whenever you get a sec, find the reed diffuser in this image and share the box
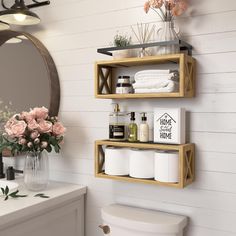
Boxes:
[131,23,155,57]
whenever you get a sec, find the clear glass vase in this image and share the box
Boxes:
[157,20,179,55]
[24,150,49,191]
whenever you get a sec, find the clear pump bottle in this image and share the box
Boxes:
[139,112,149,142]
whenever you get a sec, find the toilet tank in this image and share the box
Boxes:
[101,204,187,236]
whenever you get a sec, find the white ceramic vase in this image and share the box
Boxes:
[113,49,130,59]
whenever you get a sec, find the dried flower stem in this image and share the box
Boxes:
[152,7,165,21]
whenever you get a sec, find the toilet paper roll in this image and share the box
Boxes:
[105,147,130,176]
[129,149,154,179]
[154,151,179,183]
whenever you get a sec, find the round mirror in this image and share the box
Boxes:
[0,30,60,117]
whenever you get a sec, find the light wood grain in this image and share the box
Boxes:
[95,54,196,98]
[95,140,195,188]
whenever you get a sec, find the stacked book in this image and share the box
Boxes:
[133,69,179,93]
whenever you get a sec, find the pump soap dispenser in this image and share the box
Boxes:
[128,112,138,142]
[139,112,149,142]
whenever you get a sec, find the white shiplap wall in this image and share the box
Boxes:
[24,0,236,235]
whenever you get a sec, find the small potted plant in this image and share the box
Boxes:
[112,33,132,59]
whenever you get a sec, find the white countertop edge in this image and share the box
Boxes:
[0,178,86,229]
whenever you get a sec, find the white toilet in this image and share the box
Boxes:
[100,204,187,236]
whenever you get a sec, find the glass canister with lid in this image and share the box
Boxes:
[109,104,126,141]
[115,75,133,94]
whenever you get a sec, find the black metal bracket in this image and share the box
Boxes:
[97,40,193,56]
[27,0,50,9]
[1,0,50,10]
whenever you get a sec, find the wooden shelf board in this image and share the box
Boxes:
[96,140,192,151]
[96,54,184,67]
[95,92,183,99]
[96,172,181,188]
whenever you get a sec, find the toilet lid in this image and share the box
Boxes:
[101,204,187,234]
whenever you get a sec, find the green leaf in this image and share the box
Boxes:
[54,144,60,153]
[58,136,63,142]
[9,190,19,197]
[5,186,9,195]
[49,136,57,146]
[46,144,52,153]
[1,187,5,194]
[40,195,50,198]
[34,193,44,197]
[2,187,27,201]
[13,194,28,198]
[34,193,50,198]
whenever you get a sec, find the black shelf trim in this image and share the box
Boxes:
[97,40,193,56]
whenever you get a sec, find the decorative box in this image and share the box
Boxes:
[154,108,186,144]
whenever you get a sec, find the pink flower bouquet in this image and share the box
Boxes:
[0,107,66,155]
[144,0,188,21]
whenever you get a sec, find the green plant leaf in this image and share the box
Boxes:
[49,136,57,146]
[5,186,9,195]
[40,195,50,198]
[34,193,50,198]
[9,190,19,197]
[34,193,44,197]
[54,144,60,153]
[58,136,63,142]
[2,186,28,201]
[46,144,52,153]
[1,187,5,194]
[12,194,28,198]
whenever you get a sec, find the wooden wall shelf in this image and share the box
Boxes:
[95,140,195,189]
[95,54,196,99]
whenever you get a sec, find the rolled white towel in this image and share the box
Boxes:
[134,81,178,93]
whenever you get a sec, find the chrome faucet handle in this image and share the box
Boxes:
[99,225,110,234]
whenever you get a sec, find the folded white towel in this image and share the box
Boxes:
[134,73,175,82]
[134,81,178,93]
[133,80,171,89]
[134,73,172,78]
[135,70,171,77]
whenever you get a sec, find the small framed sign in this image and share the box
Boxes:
[154,108,186,144]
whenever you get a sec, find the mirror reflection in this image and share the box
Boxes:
[0,36,50,113]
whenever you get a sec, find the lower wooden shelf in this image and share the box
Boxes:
[95,140,195,189]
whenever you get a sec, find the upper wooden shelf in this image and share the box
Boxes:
[95,53,196,99]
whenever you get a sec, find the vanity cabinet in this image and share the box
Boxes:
[0,180,86,236]
[94,53,196,188]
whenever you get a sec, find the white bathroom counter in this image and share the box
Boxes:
[0,177,86,232]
